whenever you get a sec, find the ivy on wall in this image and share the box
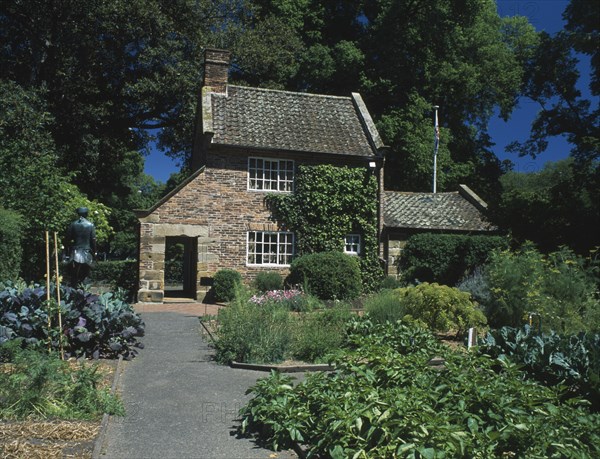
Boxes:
[265,164,383,291]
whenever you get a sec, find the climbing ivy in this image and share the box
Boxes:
[265,164,383,292]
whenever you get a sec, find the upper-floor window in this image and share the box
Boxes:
[344,234,361,255]
[248,157,294,192]
[247,231,294,266]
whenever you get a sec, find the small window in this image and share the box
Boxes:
[247,231,294,266]
[344,234,361,255]
[248,157,294,192]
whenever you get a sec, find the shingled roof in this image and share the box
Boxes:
[384,185,496,232]
[204,85,382,157]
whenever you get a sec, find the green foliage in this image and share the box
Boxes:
[90,260,138,301]
[266,164,383,293]
[489,159,600,254]
[253,271,283,292]
[213,288,347,364]
[380,275,403,290]
[288,251,362,301]
[396,283,487,337]
[0,284,145,359]
[213,269,242,302]
[400,233,508,285]
[240,318,600,457]
[479,325,600,410]
[363,289,406,324]
[290,305,351,363]
[0,344,123,420]
[0,208,24,281]
[483,244,600,332]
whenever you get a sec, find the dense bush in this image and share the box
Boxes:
[363,289,406,324]
[396,282,487,336]
[0,341,123,420]
[213,288,347,364]
[478,325,600,410]
[213,269,242,302]
[0,283,144,359]
[380,275,403,290]
[253,271,283,292]
[240,318,600,457]
[481,245,599,331]
[288,251,362,300]
[90,260,138,300]
[0,207,24,281]
[400,233,508,285]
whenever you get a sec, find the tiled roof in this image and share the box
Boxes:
[384,190,496,232]
[208,86,378,157]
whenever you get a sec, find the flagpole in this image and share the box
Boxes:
[433,105,439,194]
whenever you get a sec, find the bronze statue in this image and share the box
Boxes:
[65,207,97,287]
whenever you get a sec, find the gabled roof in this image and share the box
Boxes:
[203,85,384,158]
[384,185,496,232]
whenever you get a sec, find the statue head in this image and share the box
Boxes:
[76,207,89,218]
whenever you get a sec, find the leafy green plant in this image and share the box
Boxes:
[478,325,600,409]
[253,271,284,292]
[396,282,487,337]
[0,283,145,359]
[240,318,600,457]
[380,275,403,290]
[288,251,362,300]
[0,344,123,420]
[363,289,406,324]
[212,269,242,302]
[483,244,599,332]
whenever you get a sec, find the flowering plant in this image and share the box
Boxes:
[249,289,304,310]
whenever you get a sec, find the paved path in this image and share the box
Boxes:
[99,303,297,459]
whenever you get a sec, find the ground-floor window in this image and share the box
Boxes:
[344,234,361,255]
[247,231,294,266]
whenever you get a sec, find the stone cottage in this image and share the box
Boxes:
[136,49,386,302]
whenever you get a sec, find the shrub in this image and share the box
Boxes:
[291,305,351,362]
[213,269,242,302]
[483,244,599,332]
[254,271,283,292]
[380,275,403,290]
[0,207,24,281]
[397,282,487,336]
[0,283,145,359]
[400,233,508,285]
[90,260,137,301]
[364,289,406,324]
[214,288,290,364]
[478,326,600,410]
[288,251,362,300]
[0,344,123,420]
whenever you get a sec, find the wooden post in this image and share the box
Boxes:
[45,231,52,352]
[54,232,64,359]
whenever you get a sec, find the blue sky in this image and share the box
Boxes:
[144,0,594,182]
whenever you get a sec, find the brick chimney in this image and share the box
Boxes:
[203,48,231,93]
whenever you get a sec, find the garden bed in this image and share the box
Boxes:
[0,358,120,459]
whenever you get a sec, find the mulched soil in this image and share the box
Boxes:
[0,359,118,459]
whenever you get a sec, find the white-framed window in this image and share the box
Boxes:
[247,231,294,266]
[248,157,294,191]
[344,234,361,255]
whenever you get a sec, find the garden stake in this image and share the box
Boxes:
[54,232,64,359]
[45,231,52,352]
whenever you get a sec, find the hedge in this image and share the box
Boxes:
[90,260,137,301]
[400,233,508,285]
[0,208,24,281]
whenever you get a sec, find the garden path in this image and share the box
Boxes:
[98,302,297,459]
